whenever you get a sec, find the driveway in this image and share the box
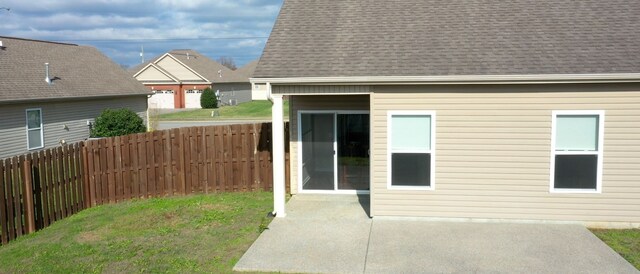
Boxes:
[234,195,637,274]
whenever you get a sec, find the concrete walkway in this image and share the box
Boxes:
[234,195,638,274]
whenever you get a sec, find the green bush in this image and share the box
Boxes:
[200,87,217,109]
[91,108,146,137]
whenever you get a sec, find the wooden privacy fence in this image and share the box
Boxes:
[84,123,290,205]
[0,143,85,245]
[0,122,289,246]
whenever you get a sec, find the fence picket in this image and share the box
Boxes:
[21,156,35,234]
[57,149,67,216]
[164,130,173,196]
[145,132,156,198]
[154,131,165,197]
[32,152,44,229]
[4,158,15,241]
[12,156,24,237]
[0,159,8,244]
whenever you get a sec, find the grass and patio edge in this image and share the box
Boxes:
[590,228,640,270]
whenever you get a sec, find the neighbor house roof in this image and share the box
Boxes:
[130,49,253,84]
[254,0,640,78]
[0,36,150,103]
[227,60,258,83]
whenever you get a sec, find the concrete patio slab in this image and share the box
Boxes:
[234,195,638,274]
[234,195,372,274]
[365,221,637,274]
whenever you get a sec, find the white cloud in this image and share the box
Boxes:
[0,0,282,66]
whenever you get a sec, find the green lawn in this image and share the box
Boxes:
[159,100,289,120]
[591,229,640,270]
[0,192,273,273]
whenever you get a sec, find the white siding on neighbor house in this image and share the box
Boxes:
[252,83,268,100]
[135,66,175,82]
[148,91,175,109]
[156,56,205,81]
[288,94,370,194]
[370,84,640,226]
[0,96,147,159]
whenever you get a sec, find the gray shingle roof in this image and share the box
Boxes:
[254,0,640,78]
[130,50,255,84]
[0,36,150,103]
[234,60,259,81]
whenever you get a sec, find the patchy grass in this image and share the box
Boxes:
[0,192,273,273]
[160,101,289,120]
[591,229,640,270]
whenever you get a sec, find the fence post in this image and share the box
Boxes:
[178,128,187,195]
[21,159,36,234]
[81,142,91,208]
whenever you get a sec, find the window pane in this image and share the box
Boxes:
[391,153,430,187]
[556,115,598,151]
[27,110,41,129]
[554,155,597,189]
[391,115,431,150]
[28,129,42,149]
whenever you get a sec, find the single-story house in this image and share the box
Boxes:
[253,0,640,228]
[0,36,149,159]
[131,50,260,108]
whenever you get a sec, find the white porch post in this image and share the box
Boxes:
[270,84,286,217]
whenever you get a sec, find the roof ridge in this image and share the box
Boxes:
[0,36,78,46]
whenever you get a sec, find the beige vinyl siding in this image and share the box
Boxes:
[0,96,147,159]
[370,84,640,225]
[135,66,175,82]
[288,94,370,194]
[156,56,205,81]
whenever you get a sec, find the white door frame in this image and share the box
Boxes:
[297,110,370,194]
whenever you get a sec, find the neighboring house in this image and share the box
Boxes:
[131,50,259,108]
[254,0,640,227]
[213,60,260,105]
[0,36,149,159]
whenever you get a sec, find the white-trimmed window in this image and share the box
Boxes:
[387,111,435,189]
[26,108,44,150]
[550,111,604,193]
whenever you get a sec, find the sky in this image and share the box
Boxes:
[0,0,283,68]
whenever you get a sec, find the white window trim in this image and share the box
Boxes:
[25,108,44,150]
[550,110,604,193]
[387,110,436,190]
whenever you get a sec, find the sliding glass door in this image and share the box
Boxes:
[300,113,335,190]
[337,114,370,190]
[300,112,370,192]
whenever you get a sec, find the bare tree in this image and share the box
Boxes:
[217,56,237,70]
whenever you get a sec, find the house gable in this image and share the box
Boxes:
[134,63,179,83]
[155,54,209,83]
